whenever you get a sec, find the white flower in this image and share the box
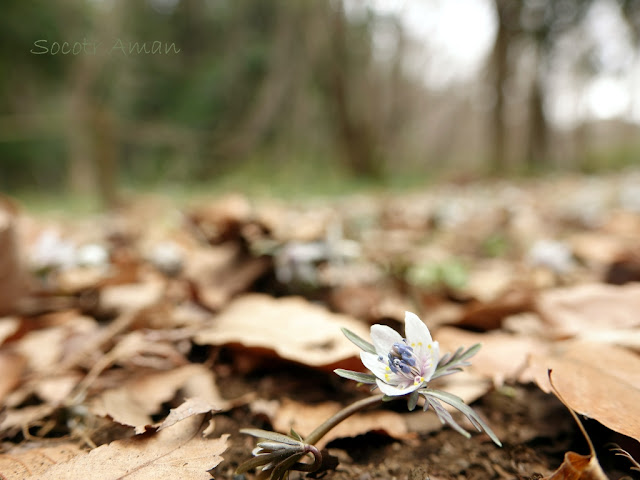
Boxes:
[360,312,439,396]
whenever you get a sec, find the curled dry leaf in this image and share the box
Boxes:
[543,451,609,480]
[183,244,270,311]
[156,397,219,431]
[195,294,371,371]
[24,414,228,480]
[90,364,224,433]
[186,193,252,244]
[529,341,640,443]
[456,287,534,331]
[542,372,608,480]
[272,398,412,449]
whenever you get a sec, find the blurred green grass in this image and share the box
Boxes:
[8,154,433,216]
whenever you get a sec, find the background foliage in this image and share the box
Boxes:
[3,0,640,205]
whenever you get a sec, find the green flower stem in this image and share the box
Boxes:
[304,393,391,445]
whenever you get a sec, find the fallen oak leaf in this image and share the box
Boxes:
[0,443,84,478]
[25,414,228,480]
[542,370,608,480]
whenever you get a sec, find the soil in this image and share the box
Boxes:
[208,355,640,480]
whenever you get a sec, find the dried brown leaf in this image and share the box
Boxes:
[0,206,24,315]
[90,364,223,432]
[156,397,218,431]
[570,232,627,265]
[99,277,166,313]
[184,245,270,311]
[543,451,609,480]
[456,288,534,331]
[0,317,19,345]
[463,260,520,304]
[0,351,26,405]
[536,283,640,339]
[272,398,412,449]
[25,414,228,480]
[187,194,252,243]
[13,312,99,374]
[0,443,84,478]
[195,294,371,370]
[542,372,608,480]
[529,341,640,442]
[436,326,546,387]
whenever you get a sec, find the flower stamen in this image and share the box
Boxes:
[382,340,429,389]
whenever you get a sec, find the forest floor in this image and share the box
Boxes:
[1,169,640,479]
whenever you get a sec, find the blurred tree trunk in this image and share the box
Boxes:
[66,0,122,208]
[218,3,298,161]
[526,65,549,171]
[328,1,381,178]
[489,0,512,175]
[67,57,97,196]
[93,105,119,208]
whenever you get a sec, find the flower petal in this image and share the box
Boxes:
[404,311,433,346]
[360,351,389,379]
[421,341,439,382]
[376,379,422,396]
[361,351,407,386]
[370,324,403,357]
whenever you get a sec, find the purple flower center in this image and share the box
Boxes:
[387,340,420,376]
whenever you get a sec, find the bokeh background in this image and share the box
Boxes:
[3,0,640,207]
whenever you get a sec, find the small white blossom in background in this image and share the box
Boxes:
[527,239,574,275]
[619,180,640,213]
[29,230,110,277]
[76,243,109,268]
[29,229,77,272]
[274,222,360,286]
[147,241,184,276]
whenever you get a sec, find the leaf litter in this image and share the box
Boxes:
[1,172,640,478]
